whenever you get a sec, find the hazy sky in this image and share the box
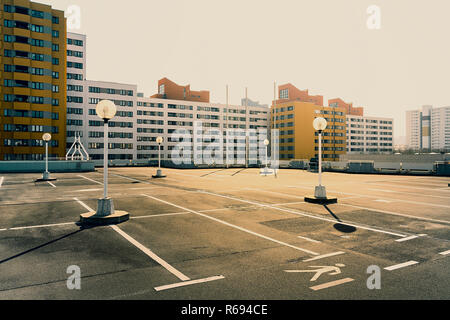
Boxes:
[41,0,450,139]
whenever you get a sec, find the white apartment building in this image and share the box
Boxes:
[406,105,450,151]
[65,33,270,163]
[346,115,394,154]
[135,97,270,164]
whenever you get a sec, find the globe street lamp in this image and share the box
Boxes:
[305,117,337,204]
[152,136,166,178]
[37,133,56,182]
[260,139,272,176]
[80,100,129,225]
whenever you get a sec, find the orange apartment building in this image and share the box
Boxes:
[151,77,210,103]
[272,84,347,161]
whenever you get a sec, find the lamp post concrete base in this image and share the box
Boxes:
[304,186,337,205]
[260,167,274,176]
[80,198,129,226]
[152,169,166,179]
[35,172,57,182]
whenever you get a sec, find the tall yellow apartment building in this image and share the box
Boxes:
[272,84,347,161]
[0,0,66,160]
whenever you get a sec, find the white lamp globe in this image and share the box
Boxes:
[313,117,328,131]
[264,139,270,146]
[42,133,52,142]
[96,100,117,120]
[156,136,163,144]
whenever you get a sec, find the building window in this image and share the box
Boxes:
[159,84,165,95]
[280,89,289,100]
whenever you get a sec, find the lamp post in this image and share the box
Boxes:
[80,100,130,225]
[260,139,271,176]
[37,133,57,182]
[305,117,337,204]
[153,136,166,178]
[43,133,51,180]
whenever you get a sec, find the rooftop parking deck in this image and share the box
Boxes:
[0,168,449,299]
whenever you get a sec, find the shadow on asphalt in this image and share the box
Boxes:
[323,205,357,234]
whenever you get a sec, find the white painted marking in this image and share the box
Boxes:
[73,197,94,212]
[290,185,450,209]
[297,235,321,243]
[0,177,4,187]
[384,261,419,271]
[154,275,225,292]
[310,278,354,291]
[77,175,103,185]
[368,188,450,200]
[337,203,450,225]
[303,251,346,262]
[111,174,151,184]
[374,199,392,203]
[395,235,420,242]
[142,194,320,256]
[75,188,102,192]
[131,212,190,220]
[200,191,408,238]
[439,250,450,256]
[110,224,190,281]
[47,181,56,188]
[6,222,76,231]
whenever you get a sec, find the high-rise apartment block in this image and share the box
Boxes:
[272,84,347,161]
[406,105,450,151]
[346,114,394,154]
[0,0,67,160]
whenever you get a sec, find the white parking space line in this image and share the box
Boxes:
[110,224,191,281]
[439,250,450,256]
[291,185,450,209]
[310,278,354,291]
[395,235,425,242]
[73,197,94,212]
[374,199,392,203]
[384,261,419,271]
[73,197,193,282]
[154,275,225,292]
[74,188,103,192]
[368,188,450,200]
[0,177,4,187]
[2,222,76,231]
[142,194,320,256]
[131,212,190,220]
[47,181,56,188]
[200,191,408,238]
[77,175,103,185]
[336,203,450,225]
[297,235,321,243]
[303,251,346,262]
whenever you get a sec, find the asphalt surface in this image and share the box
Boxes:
[0,168,449,300]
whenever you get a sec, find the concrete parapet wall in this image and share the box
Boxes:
[0,161,95,173]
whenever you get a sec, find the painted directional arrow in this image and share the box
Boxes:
[285,264,346,282]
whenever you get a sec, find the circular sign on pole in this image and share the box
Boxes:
[96,100,117,120]
[42,133,52,141]
[313,117,328,131]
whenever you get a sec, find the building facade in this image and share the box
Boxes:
[272,84,347,161]
[329,98,364,116]
[406,105,450,151]
[0,0,67,160]
[346,115,394,154]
